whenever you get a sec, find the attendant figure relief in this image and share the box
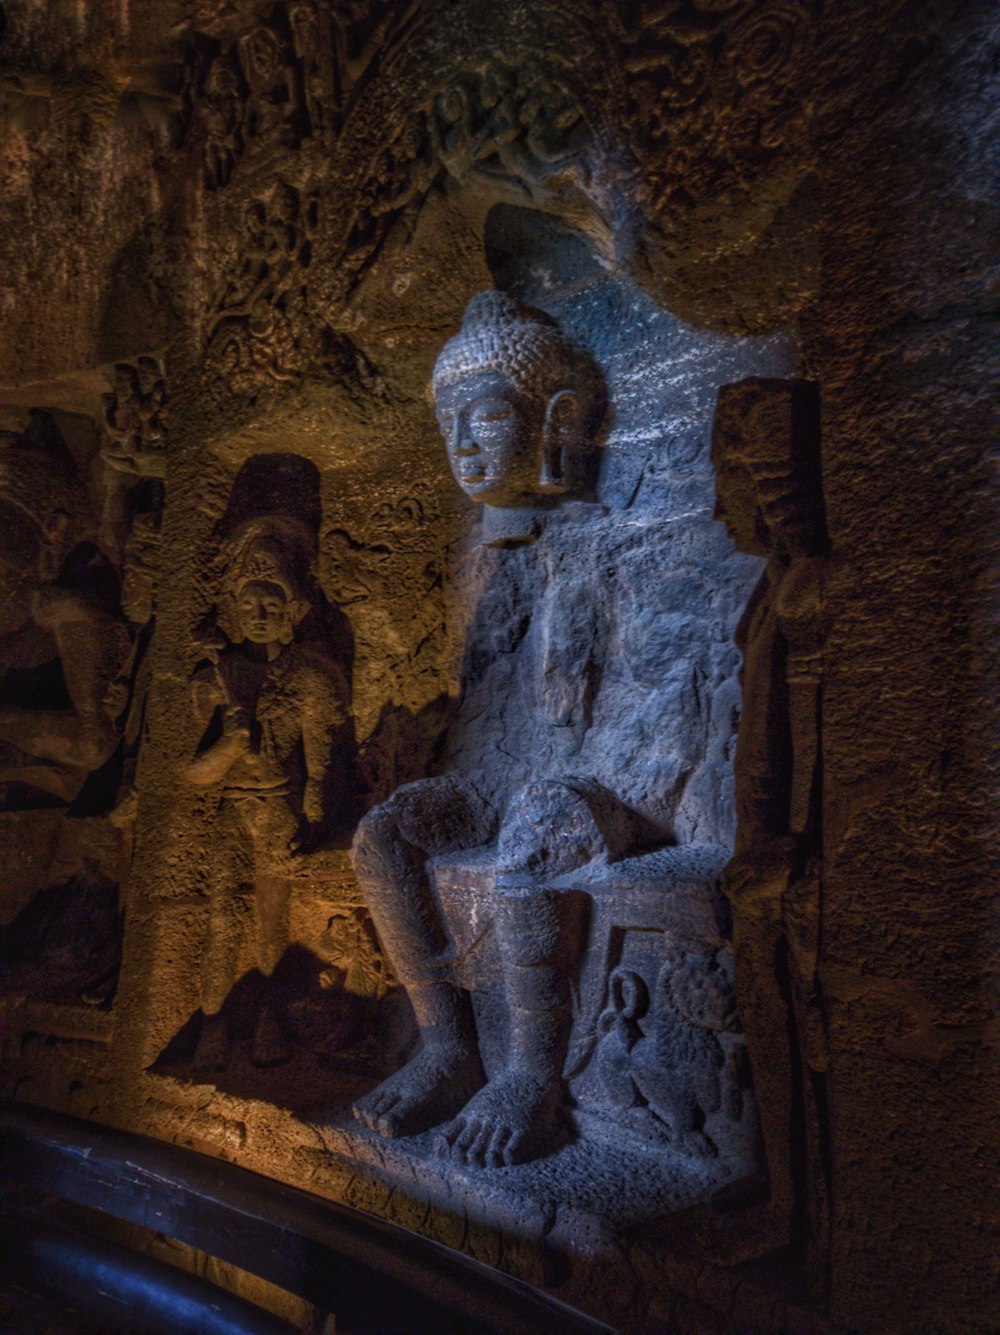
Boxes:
[709,376,830,1258]
[187,516,350,1071]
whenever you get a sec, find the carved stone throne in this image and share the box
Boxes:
[432,842,753,1162]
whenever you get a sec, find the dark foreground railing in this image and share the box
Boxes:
[0,1102,614,1335]
[2,1214,301,1335]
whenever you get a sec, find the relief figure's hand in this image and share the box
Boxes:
[185,710,251,787]
[221,706,252,744]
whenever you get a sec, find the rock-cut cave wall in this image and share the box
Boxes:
[0,1,997,1332]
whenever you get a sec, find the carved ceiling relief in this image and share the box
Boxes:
[178,0,820,418]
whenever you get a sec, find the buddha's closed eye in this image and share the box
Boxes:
[472,401,512,422]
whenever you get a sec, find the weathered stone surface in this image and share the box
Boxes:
[0,0,996,1331]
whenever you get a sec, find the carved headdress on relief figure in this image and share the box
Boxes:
[215,514,315,645]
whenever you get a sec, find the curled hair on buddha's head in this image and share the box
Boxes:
[432,289,599,424]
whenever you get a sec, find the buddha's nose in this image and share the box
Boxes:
[451,414,478,457]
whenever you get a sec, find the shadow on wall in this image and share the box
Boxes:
[152,941,416,1115]
[0,861,122,1008]
[357,692,456,809]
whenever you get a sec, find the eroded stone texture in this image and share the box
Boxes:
[0,1,996,1332]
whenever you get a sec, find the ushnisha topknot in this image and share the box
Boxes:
[432,289,583,404]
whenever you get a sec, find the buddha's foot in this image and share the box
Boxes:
[437,1068,563,1169]
[193,1012,228,1073]
[353,1044,485,1139]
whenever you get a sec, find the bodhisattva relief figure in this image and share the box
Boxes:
[352,291,622,1167]
[711,378,829,1255]
[187,517,350,1070]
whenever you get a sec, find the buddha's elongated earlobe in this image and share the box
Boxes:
[539,390,577,493]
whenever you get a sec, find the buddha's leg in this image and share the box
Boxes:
[440,777,612,1167]
[351,776,496,1137]
[440,884,575,1168]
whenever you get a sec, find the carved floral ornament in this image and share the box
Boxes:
[187,0,817,403]
[179,0,815,205]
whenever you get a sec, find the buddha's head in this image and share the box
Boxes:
[432,290,600,509]
[712,378,827,559]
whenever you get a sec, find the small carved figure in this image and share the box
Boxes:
[99,357,168,564]
[198,54,244,190]
[290,1,333,141]
[218,183,304,320]
[428,82,476,184]
[187,517,350,1071]
[493,79,590,186]
[238,19,303,145]
[711,376,829,1255]
[592,950,740,1152]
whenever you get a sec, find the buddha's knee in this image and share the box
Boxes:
[498,777,630,877]
[352,799,403,876]
[352,779,449,882]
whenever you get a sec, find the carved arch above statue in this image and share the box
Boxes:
[187,0,820,406]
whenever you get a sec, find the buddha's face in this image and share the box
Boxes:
[435,372,546,508]
[237,578,292,646]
